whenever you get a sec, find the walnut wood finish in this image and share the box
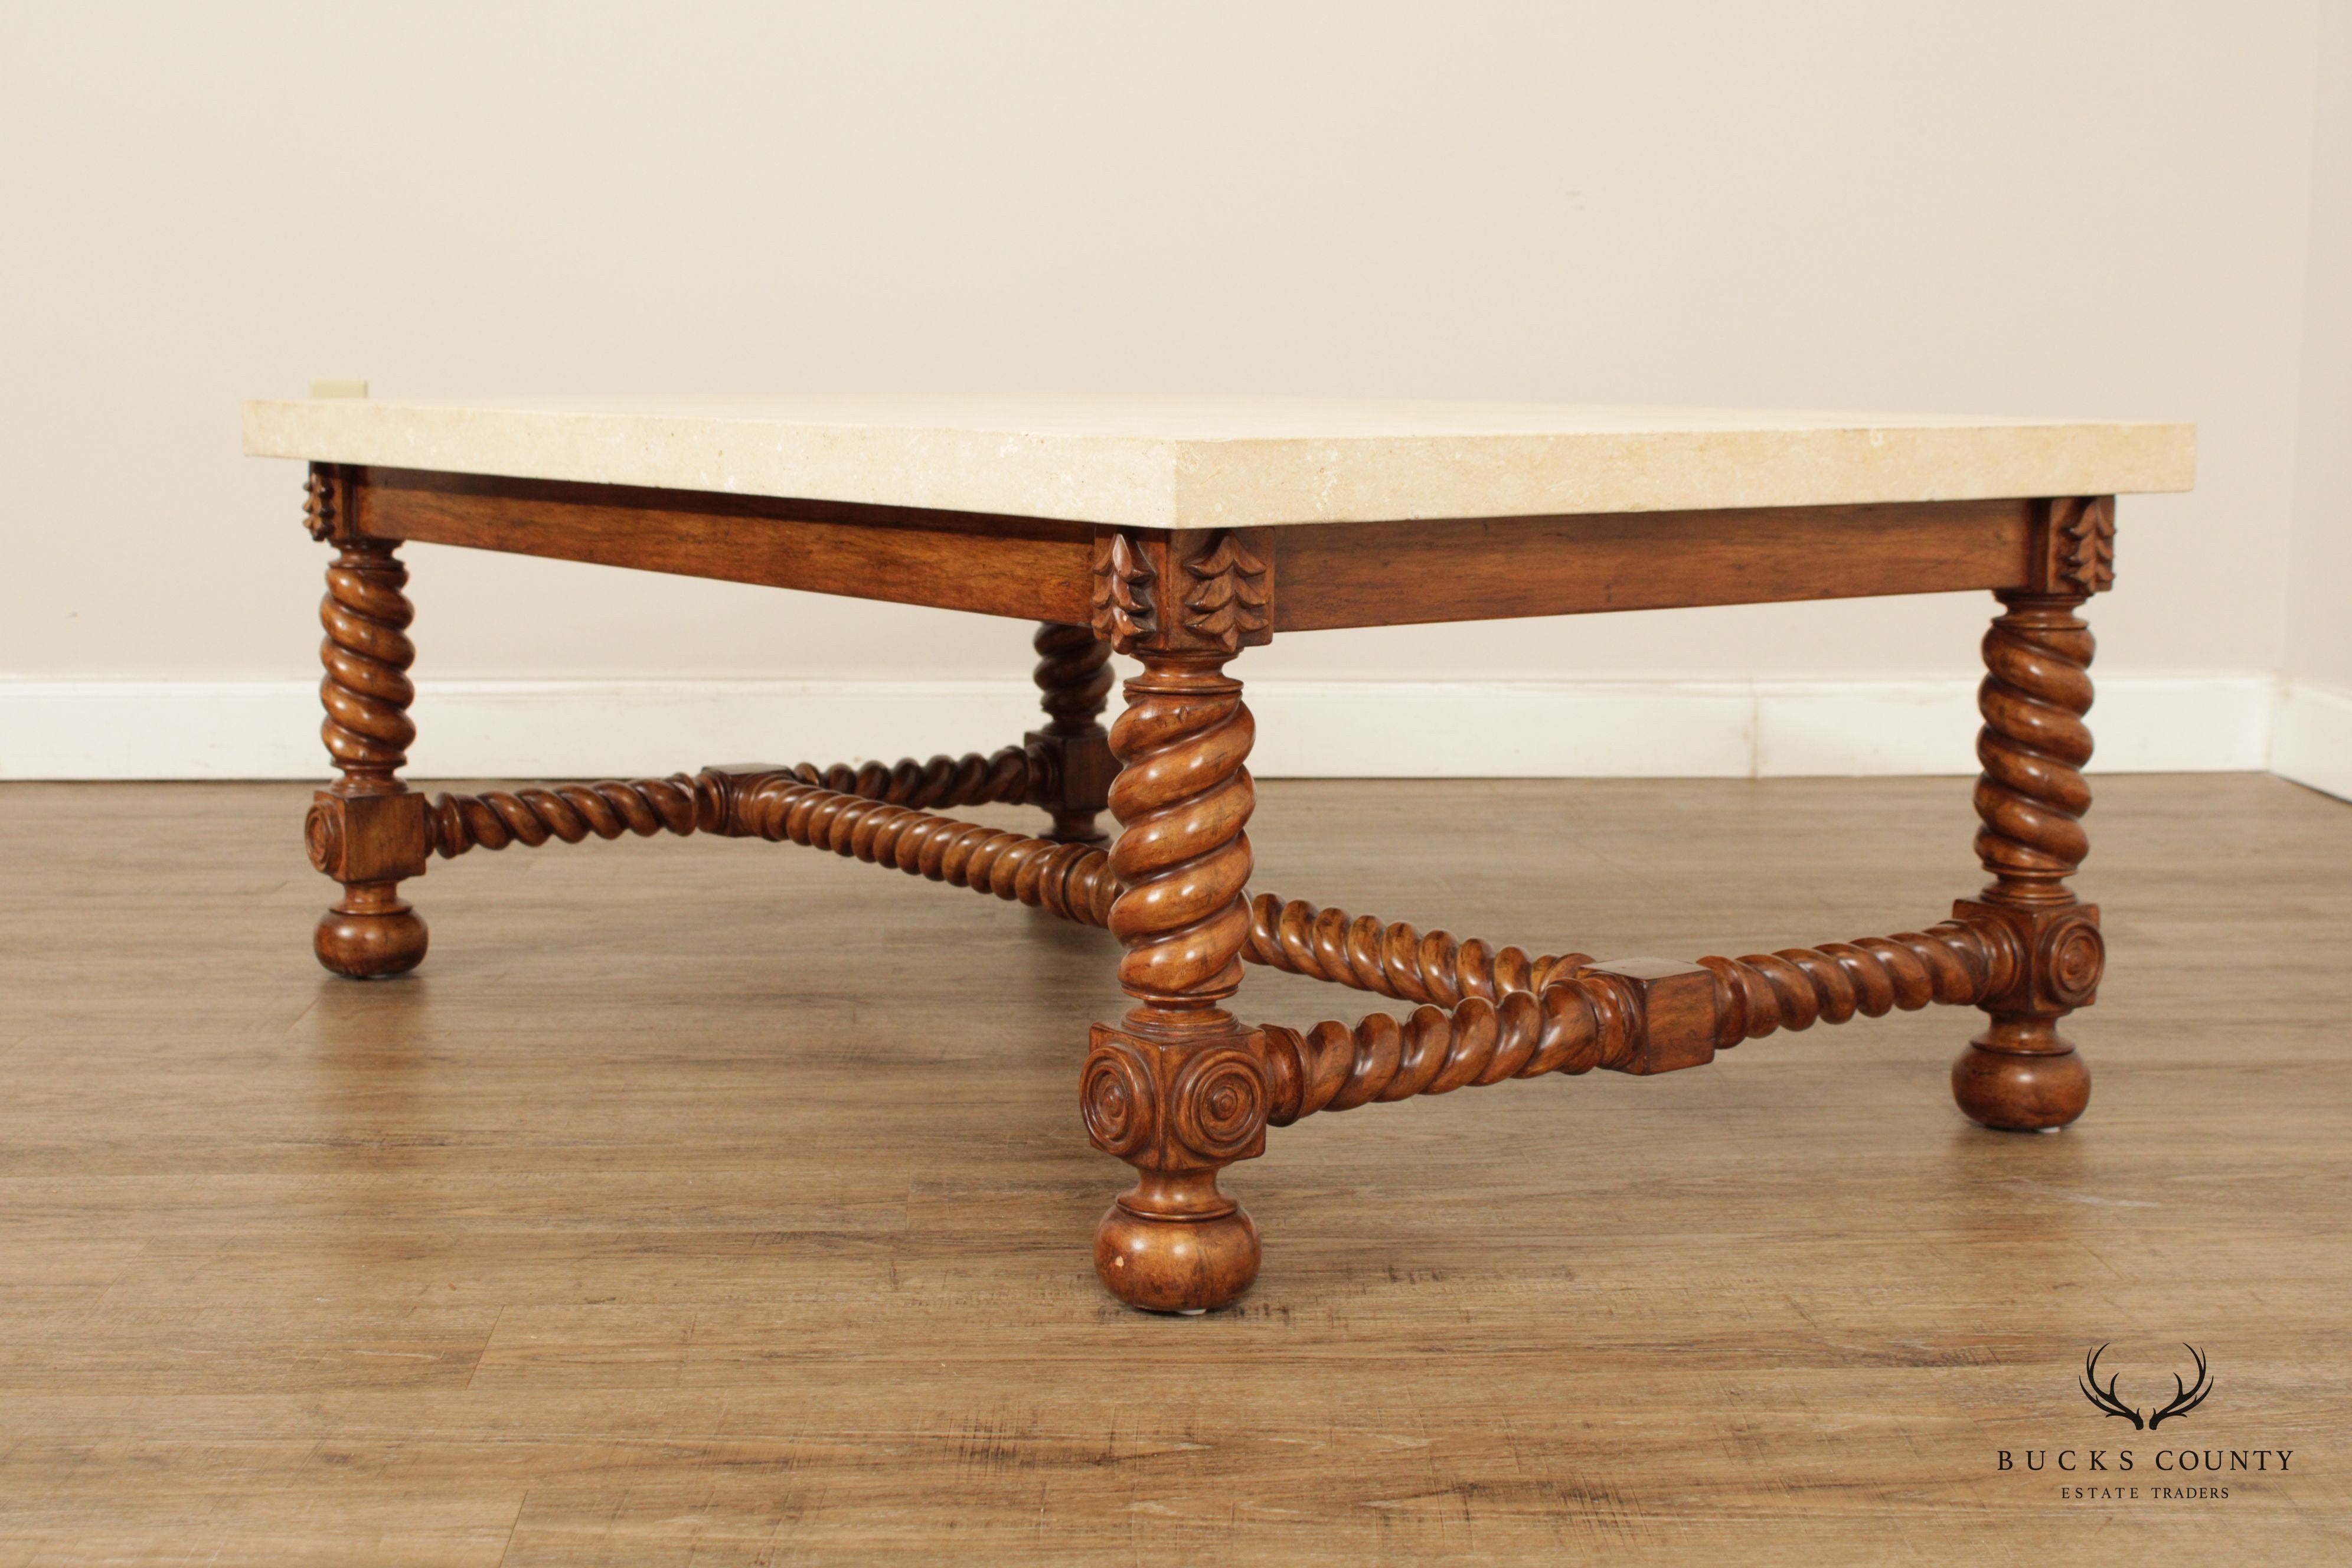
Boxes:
[288,462,2131,1312]
[417,763,1121,920]
[1260,963,1692,1123]
[352,467,1096,622]
[1699,920,2015,1044]
[1255,918,2017,1123]
[339,465,2050,632]
[300,468,430,978]
[726,769,1121,926]
[1246,889,2022,1029]
[402,765,2026,1087]
[1951,589,2102,1129]
[1246,890,1593,1004]
[781,749,1037,809]
[1087,528,1278,656]
[1027,622,1116,843]
[411,638,1092,860]
[420,749,1040,858]
[1083,641,1268,1313]
[426,774,721,857]
[1270,498,2033,629]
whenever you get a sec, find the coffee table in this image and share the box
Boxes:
[243,396,2195,1312]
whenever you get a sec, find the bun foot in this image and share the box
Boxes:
[315,885,428,979]
[1094,1198,1260,1314]
[1952,1034,2089,1131]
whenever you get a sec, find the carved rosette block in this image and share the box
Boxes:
[305,466,430,979]
[306,789,430,883]
[1948,900,2103,1017]
[1083,1022,1270,1313]
[1083,1029,1270,1170]
[1954,585,2102,1130]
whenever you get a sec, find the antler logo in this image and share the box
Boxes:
[2079,1343,2214,1430]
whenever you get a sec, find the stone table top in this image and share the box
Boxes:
[243,395,2195,531]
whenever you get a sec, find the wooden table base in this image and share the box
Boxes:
[293,470,2108,1314]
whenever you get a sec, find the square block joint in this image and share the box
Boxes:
[1586,957,1719,1075]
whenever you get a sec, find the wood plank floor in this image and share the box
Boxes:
[0,775,2345,1566]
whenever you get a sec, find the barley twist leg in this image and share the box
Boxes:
[1953,590,2101,1129]
[303,499,431,978]
[1083,649,1264,1312]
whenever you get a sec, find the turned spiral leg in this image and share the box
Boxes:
[1028,622,1116,844]
[1083,649,1265,1312]
[304,520,431,978]
[1952,590,2102,1129]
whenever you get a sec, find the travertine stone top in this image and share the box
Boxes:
[243,395,2195,530]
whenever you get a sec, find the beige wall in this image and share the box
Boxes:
[2288,1,2352,692]
[0,3,2326,698]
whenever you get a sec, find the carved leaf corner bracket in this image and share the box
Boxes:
[302,469,339,542]
[1091,533,1157,651]
[1183,534,1270,652]
[2056,496,2116,595]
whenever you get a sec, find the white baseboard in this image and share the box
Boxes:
[0,674,2277,782]
[2271,681,2352,801]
